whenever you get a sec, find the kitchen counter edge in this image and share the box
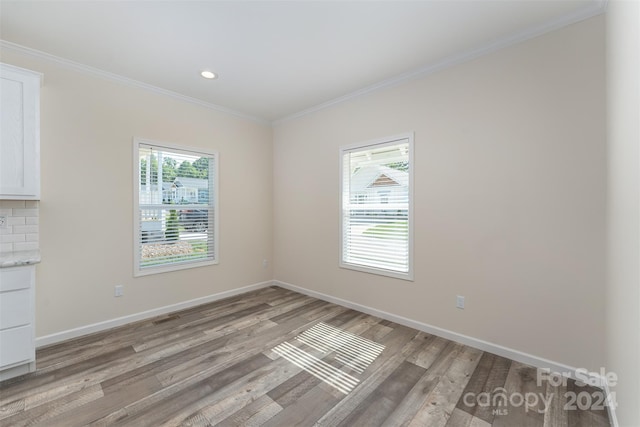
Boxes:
[0,250,41,268]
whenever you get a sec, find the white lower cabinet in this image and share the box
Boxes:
[0,265,35,381]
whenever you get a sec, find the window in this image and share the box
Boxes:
[340,134,413,280]
[133,139,218,276]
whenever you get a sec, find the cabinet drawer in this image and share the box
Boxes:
[0,325,33,367]
[0,289,31,329]
[0,266,33,292]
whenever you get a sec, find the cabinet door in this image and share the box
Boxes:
[0,289,31,329]
[0,266,33,292]
[0,266,35,371]
[0,64,40,199]
[0,326,34,367]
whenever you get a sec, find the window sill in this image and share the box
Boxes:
[339,262,414,281]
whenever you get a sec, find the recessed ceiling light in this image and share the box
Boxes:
[200,70,217,79]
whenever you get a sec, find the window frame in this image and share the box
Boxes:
[133,138,219,277]
[339,133,414,281]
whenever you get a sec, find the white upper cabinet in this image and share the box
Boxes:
[0,63,41,200]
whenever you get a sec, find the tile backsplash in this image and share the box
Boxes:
[0,200,39,253]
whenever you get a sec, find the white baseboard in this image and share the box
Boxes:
[273,280,608,389]
[35,280,273,348]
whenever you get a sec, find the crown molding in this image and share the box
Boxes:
[273,0,608,125]
[0,40,270,126]
[0,0,607,127]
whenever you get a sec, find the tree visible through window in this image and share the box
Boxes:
[134,139,218,276]
[340,135,413,280]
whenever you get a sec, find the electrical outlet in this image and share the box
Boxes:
[263,259,268,268]
[0,215,7,229]
[115,285,124,297]
[456,295,465,309]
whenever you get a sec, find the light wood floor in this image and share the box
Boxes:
[0,286,610,426]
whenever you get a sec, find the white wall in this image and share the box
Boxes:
[0,48,273,337]
[273,16,606,370]
[606,1,640,425]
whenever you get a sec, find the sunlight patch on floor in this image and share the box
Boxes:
[296,322,385,373]
[273,341,359,394]
[272,322,386,394]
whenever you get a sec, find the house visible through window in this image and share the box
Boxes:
[340,134,413,280]
[134,139,218,276]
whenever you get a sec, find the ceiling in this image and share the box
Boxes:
[0,1,605,123]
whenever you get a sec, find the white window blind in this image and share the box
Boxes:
[134,140,218,276]
[340,135,413,280]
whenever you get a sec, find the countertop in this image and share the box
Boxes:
[0,250,41,268]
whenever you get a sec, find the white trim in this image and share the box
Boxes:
[132,138,220,276]
[0,62,43,80]
[273,280,608,389]
[339,133,413,154]
[339,133,414,281]
[1,1,605,127]
[0,40,268,126]
[136,139,218,158]
[273,0,607,125]
[133,140,141,276]
[35,280,273,348]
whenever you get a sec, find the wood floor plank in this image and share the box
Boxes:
[181,354,310,426]
[405,334,446,369]
[154,304,348,387]
[543,380,568,427]
[380,342,481,427]
[406,345,483,427]
[446,408,492,427]
[132,303,271,351]
[267,364,324,407]
[269,299,328,324]
[111,353,275,426]
[0,345,136,401]
[216,395,282,427]
[337,361,426,426]
[93,304,350,425]
[566,380,611,427]
[0,286,611,427]
[0,345,137,415]
[358,322,394,342]
[492,362,546,427]
[0,397,24,420]
[315,327,443,427]
[0,384,104,426]
[42,377,161,427]
[154,320,281,387]
[101,300,335,396]
[34,287,283,371]
[262,382,343,427]
[381,341,463,426]
[266,313,388,408]
[456,352,513,424]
